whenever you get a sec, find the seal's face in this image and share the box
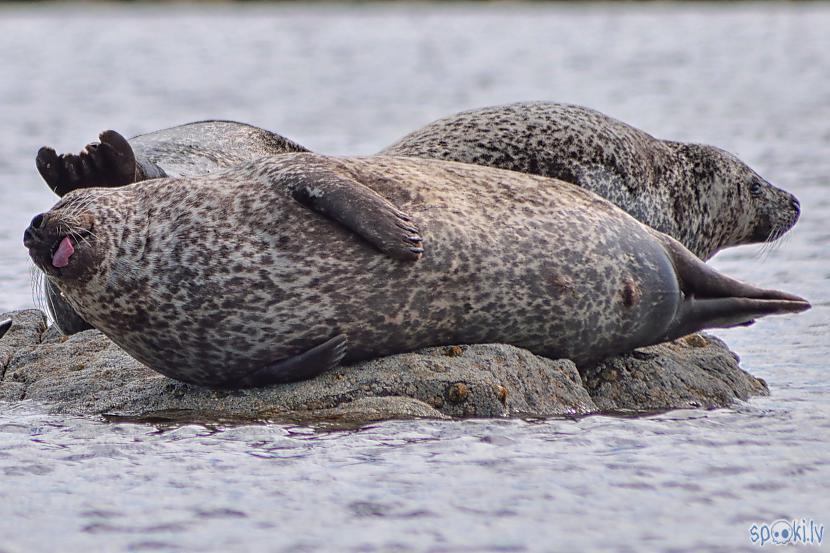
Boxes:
[683,145,801,256]
[23,192,108,283]
[712,147,801,247]
[742,170,801,244]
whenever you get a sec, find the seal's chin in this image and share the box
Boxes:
[51,236,75,268]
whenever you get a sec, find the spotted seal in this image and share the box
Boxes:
[381,102,801,261]
[24,154,809,388]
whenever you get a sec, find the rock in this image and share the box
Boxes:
[0,309,768,423]
[0,309,46,365]
[583,333,768,411]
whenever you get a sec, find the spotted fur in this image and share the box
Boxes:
[381,102,802,260]
[37,108,800,263]
[130,120,309,179]
[27,155,808,388]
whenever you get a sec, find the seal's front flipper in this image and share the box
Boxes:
[237,334,348,388]
[36,130,139,196]
[288,169,424,261]
[45,281,94,335]
[0,319,11,340]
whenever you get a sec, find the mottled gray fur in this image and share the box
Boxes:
[381,102,801,260]
[130,120,309,179]
[27,155,808,388]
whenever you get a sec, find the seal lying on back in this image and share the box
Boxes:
[24,154,809,388]
[381,102,801,261]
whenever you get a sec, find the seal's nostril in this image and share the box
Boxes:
[23,227,36,247]
[791,197,801,212]
[30,213,44,229]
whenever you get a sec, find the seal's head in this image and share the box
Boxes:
[673,143,801,258]
[23,191,112,285]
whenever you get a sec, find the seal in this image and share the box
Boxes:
[0,318,11,340]
[23,154,810,388]
[381,102,802,260]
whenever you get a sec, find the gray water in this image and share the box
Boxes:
[0,3,828,552]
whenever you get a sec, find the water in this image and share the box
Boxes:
[0,2,828,551]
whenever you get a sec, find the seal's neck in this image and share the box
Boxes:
[658,141,724,260]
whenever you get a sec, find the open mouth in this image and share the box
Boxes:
[24,213,94,275]
[50,236,75,268]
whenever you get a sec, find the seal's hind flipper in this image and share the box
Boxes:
[0,318,11,340]
[667,296,809,340]
[36,130,138,196]
[288,169,424,261]
[654,231,811,340]
[238,334,348,388]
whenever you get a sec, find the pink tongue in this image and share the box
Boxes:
[52,237,75,268]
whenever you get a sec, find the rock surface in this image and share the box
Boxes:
[0,309,768,423]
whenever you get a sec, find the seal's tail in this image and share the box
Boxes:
[654,231,811,341]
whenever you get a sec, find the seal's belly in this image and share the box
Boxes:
[86,188,680,384]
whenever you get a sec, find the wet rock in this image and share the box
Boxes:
[0,309,46,365]
[0,310,768,422]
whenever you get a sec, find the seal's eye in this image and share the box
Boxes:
[750,180,763,197]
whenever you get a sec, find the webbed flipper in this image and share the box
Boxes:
[653,231,811,341]
[0,318,11,340]
[289,168,424,261]
[45,280,94,335]
[36,130,150,196]
[236,334,348,388]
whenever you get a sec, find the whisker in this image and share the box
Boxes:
[757,223,787,261]
[29,264,48,318]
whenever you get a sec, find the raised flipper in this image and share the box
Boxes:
[45,280,94,335]
[234,334,348,389]
[287,166,424,261]
[36,130,163,197]
[654,231,811,341]
[0,318,11,340]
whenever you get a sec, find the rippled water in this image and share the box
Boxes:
[0,3,828,552]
